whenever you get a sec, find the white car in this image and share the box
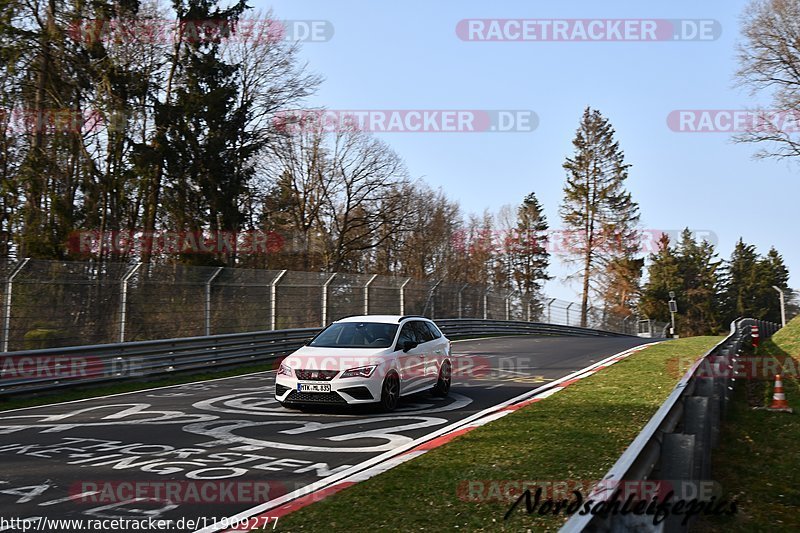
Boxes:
[275,315,452,411]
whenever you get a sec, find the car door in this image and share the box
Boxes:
[395,322,425,394]
[410,321,438,387]
[424,321,448,376]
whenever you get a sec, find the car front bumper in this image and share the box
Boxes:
[275,374,384,405]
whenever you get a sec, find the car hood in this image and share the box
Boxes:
[282,346,392,371]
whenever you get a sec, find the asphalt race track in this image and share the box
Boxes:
[0,335,656,532]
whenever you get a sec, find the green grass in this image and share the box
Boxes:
[272,337,722,532]
[696,317,800,532]
[0,360,280,412]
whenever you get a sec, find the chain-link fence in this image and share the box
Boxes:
[0,258,650,351]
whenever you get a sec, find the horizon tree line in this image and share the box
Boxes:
[0,0,794,332]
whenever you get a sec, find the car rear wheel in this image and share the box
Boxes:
[380,373,400,412]
[432,361,451,397]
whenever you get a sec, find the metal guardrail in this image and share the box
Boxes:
[560,317,781,533]
[0,319,637,397]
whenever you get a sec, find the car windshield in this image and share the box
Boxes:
[309,322,399,348]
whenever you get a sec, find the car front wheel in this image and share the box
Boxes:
[380,373,400,412]
[432,361,451,397]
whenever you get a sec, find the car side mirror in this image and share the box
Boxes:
[402,340,418,352]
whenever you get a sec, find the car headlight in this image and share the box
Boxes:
[278,363,293,377]
[341,365,377,378]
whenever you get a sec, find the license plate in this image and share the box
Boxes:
[298,383,331,393]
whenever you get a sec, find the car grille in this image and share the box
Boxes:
[295,369,339,381]
[275,383,291,396]
[284,390,348,404]
[339,386,374,400]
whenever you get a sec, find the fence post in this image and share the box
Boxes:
[547,298,555,324]
[483,288,491,320]
[2,257,30,352]
[526,294,531,322]
[505,290,518,321]
[119,262,142,343]
[399,278,411,315]
[270,270,287,330]
[566,302,574,326]
[321,273,337,326]
[363,274,378,315]
[457,284,468,319]
[205,267,224,336]
[425,280,441,318]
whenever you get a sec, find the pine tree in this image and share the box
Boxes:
[560,107,640,326]
[159,0,261,265]
[719,239,762,324]
[640,233,681,323]
[640,230,721,336]
[509,192,551,311]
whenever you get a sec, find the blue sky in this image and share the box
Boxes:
[258,0,796,301]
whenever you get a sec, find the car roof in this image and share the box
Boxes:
[335,315,431,324]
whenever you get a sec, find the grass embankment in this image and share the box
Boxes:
[0,361,279,412]
[273,337,721,532]
[697,317,800,532]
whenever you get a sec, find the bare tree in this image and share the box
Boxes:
[321,127,409,271]
[736,0,800,160]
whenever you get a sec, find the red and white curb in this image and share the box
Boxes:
[201,343,657,532]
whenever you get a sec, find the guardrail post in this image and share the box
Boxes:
[684,396,712,481]
[659,433,696,532]
[270,270,287,330]
[695,378,720,448]
[119,262,142,343]
[363,274,378,315]
[205,267,224,336]
[321,273,337,326]
[2,257,30,352]
[399,277,411,315]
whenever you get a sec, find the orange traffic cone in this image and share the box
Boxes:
[767,374,793,413]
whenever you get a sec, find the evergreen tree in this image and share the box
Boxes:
[720,243,791,325]
[719,239,762,324]
[641,230,720,336]
[640,233,681,323]
[560,107,640,326]
[508,192,551,314]
[159,0,261,265]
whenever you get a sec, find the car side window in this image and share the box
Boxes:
[425,322,443,339]
[411,321,435,343]
[396,323,417,349]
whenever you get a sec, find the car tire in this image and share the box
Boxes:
[432,361,451,397]
[379,372,400,412]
